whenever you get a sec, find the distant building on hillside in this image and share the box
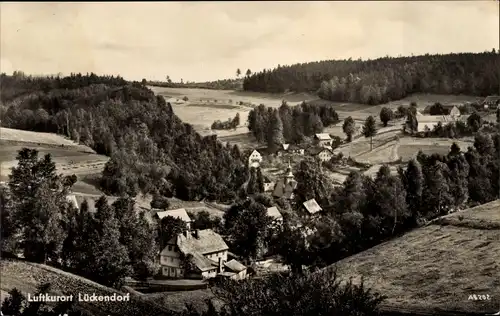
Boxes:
[313,133,333,148]
[482,96,500,109]
[414,113,454,133]
[307,146,334,162]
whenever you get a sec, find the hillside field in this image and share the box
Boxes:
[0,259,174,316]
[149,86,316,132]
[0,127,108,195]
[324,199,500,315]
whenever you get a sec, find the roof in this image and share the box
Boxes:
[416,115,452,123]
[162,229,228,272]
[320,199,500,314]
[483,95,500,104]
[224,259,246,273]
[178,229,228,255]
[156,208,192,223]
[266,206,283,220]
[302,199,322,214]
[249,149,262,156]
[307,146,333,156]
[314,133,332,141]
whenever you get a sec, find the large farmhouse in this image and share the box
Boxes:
[159,228,230,279]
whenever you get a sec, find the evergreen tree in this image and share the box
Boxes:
[268,109,284,150]
[256,167,265,193]
[85,196,131,287]
[379,107,393,127]
[400,159,424,223]
[342,116,356,142]
[362,116,377,151]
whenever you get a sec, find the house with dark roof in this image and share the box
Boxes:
[272,162,297,200]
[482,95,500,109]
[313,133,333,148]
[159,229,229,279]
[302,199,322,217]
[307,146,333,162]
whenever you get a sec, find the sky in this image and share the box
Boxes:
[1,1,499,82]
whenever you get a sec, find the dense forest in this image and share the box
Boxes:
[243,51,499,105]
[247,101,339,146]
[0,72,247,202]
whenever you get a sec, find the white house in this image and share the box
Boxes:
[314,133,333,148]
[415,114,453,133]
[155,208,193,230]
[308,147,333,162]
[159,229,229,279]
[248,149,263,168]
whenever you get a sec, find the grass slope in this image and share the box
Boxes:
[0,127,109,194]
[0,259,177,316]
[324,200,500,315]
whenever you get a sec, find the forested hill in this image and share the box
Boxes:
[146,78,243,90]
[243,51,499,105]
[0,72,247,202]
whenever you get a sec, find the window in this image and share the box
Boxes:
[168,245,172,251]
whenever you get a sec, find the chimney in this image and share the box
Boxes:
[218,257,224,273]
[194,229,200,239]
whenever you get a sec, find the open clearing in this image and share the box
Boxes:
[0,259,173,316]
[323,199,500,315]
[0,128,108,195]
[149,86,316,131]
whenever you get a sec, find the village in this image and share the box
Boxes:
[1,3,499,315]
[55,94,500,295]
